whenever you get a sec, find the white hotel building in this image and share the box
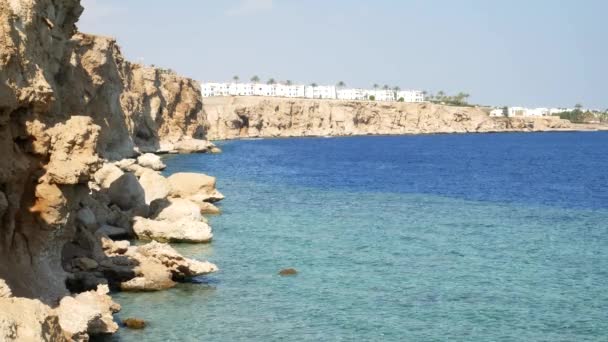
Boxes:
[201,82,425,103]
[489,107,571,117]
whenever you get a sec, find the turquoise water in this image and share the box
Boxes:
[111,133,608,341]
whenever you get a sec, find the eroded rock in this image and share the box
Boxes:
[108,173,145,210]
[0,297,66,342]
[139,170,171,204]
[56,285,120,340]
[137,153,166,171]
[167,172,224,202]
[94,164,125,189]
[150,198,203,222]
[133,217,213,243]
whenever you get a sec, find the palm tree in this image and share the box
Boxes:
[267,78,276,85]
[251,75,260,83]
[337,81,346,88]
[393,86,401,92]
[310,83,318,87]
[382,85,390,90]
[232,75,239,83]
[285,80,293,86]
[373,84,379,90]
[437,90,445,101]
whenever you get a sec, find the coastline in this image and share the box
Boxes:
[202,96,607,141]
[207,126,608,142]
[1,0,606,340]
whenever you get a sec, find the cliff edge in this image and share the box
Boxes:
[203,96,577,140]
[1,0,218,340]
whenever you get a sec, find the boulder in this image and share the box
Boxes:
[137,153,166,171]
[93,163,124,189]
[133,217,213,243]
[56,285,120,340]
[139,170,171,204]
[107,173,145,210]
[172,139,215,153]
[73,257,99,271]
[167,172,224,202]
[150,198,202,222]
[0,297,66,341]
[76,207,97,230]
[115,158,136,171]
[98,235,130,255]
[136,241,218,279]
[119,256,176,292]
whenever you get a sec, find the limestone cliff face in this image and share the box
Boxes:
[203,96,573,140]
[62,33,208,158]
[0,0,211,305]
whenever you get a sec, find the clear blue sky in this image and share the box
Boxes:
[80,0,607,109]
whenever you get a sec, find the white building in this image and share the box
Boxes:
[228,83,254,96]
[501,107,566,117]
[200,81,424,103]
[490,108,505,117]
[276,84,306,98]
[366,90,395,102]
[337,88,368,100]
[201,82,229,97]
[305,85,337,99]
[397,90,424,103]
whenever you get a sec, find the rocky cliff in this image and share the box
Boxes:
[203,96,575,140]
[1,0,219,340]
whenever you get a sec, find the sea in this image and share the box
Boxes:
[110,132,608,341]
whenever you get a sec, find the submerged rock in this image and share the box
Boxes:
[279,268,298,276]
[123,318,146,329]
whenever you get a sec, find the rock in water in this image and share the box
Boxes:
[167,172,224,202]
[132,217,213,243]
[279,268,298,276]
[123,318,146,329]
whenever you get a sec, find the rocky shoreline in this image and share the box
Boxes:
[1,0,606,340]
[202,96,607,140]
[0,0,225,340]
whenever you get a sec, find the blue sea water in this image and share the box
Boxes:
[111,132,608,341]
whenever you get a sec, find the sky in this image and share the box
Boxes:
[79,0,607,109]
